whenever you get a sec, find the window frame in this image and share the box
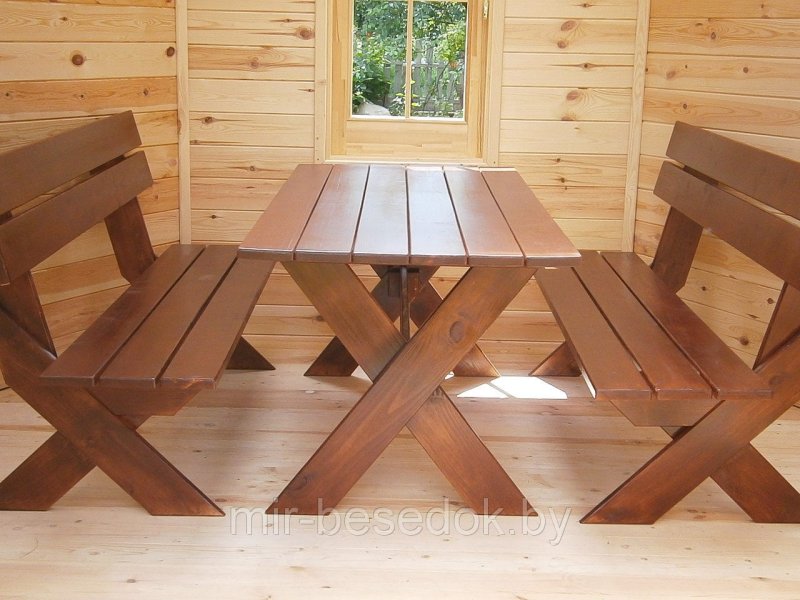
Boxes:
[316,0,505,164]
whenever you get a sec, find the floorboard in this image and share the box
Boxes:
[1,344,799,599]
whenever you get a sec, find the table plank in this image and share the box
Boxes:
[406,166,466,265]
[294,164,368,263]
[352,165,409,264]
[482,169,581,267]
[239,164,333,261]
[444,167,524,266]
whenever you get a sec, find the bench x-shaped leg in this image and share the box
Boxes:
[271,262,536,516]
[305,266,498,378]
[0,311,222,516]
[582,337,800,524]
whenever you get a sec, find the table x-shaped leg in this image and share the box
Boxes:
[305,266,499,377]
[271,262,536,516]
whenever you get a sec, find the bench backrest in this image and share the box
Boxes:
[652,122,800,365]
[0,111,156,353]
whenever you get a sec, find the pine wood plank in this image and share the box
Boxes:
[482,170,582,266]
[188,45,314,80]
[502,52,634,87]
[0,1,175,42]
[655,163,800,289]
[504,18,636,54]
[239,164,332,261]
[189,145,314,180]
[501,87,631,121]
[536,266,653,401]
[188,10,314,47]
[41,245,203,386]
[294,164,368,263]
[352,165,409,265]
[499,120,630,154]
[407,167,465,266]
[443,167,523,266]
[189,79,314,115]
[504,153,628,188]
[574,252,712,400]
[505,0,638,19]
[651,0,800,19]
[603,252,771,398]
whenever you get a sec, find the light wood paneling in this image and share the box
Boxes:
[188,45,315,80]
[504,19,636,54]
[505,0,638,20]
[187,10,315,47]
[503,53,634,87]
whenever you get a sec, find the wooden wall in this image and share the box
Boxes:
[0,0,180,360]
[636,0,800,364]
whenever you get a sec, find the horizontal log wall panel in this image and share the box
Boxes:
[188,0,314,13]
[504,19,636,54]
[189,79,314,114]
[0,1,175,42]
[648,19,800,58]
[645,55,800,98]
[650,0,800,19]
[187,10,315,47]
[501,87,632,121]
[190,178,283,211]
[188,46,314,81]
[503,53,634,87]
[500,121,630,154]
[501,153,628,188]
[505,0,637,20]
[534,186,625,220]
[643,88,800,137]
[188,113,314,148]
[0,77,176,121]
[0,42,177,81]
[0,0,180,390]
[189,146,313,179]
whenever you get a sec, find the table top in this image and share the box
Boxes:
[240,163,580,267]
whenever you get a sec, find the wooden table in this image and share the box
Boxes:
[240,164,580,516]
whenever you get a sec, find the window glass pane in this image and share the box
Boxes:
[352,0,408,117]
[411,1,467,118]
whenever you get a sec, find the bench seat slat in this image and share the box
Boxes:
[573,252,712,400]
[159,258,274,389]
[98,245,238,388]
[536,266,653,401]
[603,252,771,399]
[41,244,204,386]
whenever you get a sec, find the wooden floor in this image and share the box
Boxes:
[1,344,799,599]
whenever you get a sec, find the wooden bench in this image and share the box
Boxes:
[0,111,274,516]
[535,122,800,524]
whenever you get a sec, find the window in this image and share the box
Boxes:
[327,0,491,161]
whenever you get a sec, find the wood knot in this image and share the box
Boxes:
[202,116,214,124]
[561,20,578,31]
[297,27,314,40]
[557,40,568,49]
[566,90,581,101]
[666,70,676,80]
[71,53,85,66]
[743,66,750,74]
[166,46,176,57]
[249,58,260,69]
[449,321,465,343]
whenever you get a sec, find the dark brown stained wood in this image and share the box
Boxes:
[406,167,465,265]
[294,164,368,262]
[655,162,800,291]
[0,270,55,354]
[105,198,157,283]
[667,121,800,220]
[755,283,800,367]
[92,388,191,417]
[0,309,222,517]
[239,163,332,261]
[608,397,719,427]
[41,245,204,386]
[482,169,581,267]
[352,164,409,265]
[603,252,771,398]
[0,110,141,215]
[0,152,153,284]
[160,258,274,389]
[443,167,524,266]
[272,263,535,515]
[99,245,238,388]
[227,337,275,371]
[536,266,653,401]
[650,207,703,292]
[574,252,712,400]
[530,342,581,377]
